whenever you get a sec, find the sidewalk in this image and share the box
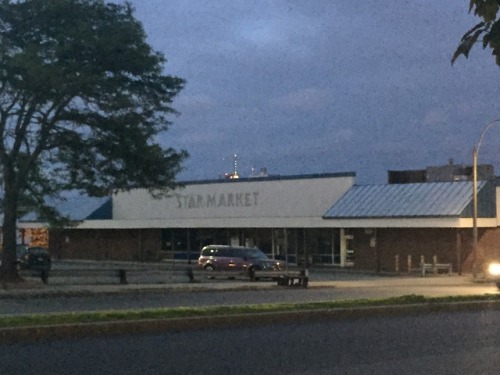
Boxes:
[0,269,480,298]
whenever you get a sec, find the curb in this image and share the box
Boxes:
[0,281,338,299]
[2,299,500,344]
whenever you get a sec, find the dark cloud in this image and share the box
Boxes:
[129,0,500,183]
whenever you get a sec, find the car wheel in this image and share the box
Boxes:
[204,264,215,279]
[248,267,260,281]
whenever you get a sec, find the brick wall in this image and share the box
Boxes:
[48,226,500,272]
[49,229,162,261]
[352,228,461,273]
[470,228,500,272]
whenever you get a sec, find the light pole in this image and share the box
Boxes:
[472,144,478,278]
[472,119,500,278]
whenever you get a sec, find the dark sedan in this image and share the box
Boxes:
[16,245,52,273]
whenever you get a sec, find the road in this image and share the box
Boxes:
[0,275,497,316]
[1,309,499,374]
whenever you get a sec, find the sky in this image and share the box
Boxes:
[126,0,500,185]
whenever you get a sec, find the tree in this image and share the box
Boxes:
[452,0,500,65]
[0,0,188,281]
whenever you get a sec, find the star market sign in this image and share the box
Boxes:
[174,192,260,209]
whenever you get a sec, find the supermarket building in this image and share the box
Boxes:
[18,165,500,273]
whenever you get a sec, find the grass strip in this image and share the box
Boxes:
[1,293,500,329]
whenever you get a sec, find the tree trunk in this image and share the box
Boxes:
[0,172,22,282]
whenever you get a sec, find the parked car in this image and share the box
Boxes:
[198,245,283,274]
[16,245,52,273]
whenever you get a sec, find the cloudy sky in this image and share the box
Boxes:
[127,0,500,184]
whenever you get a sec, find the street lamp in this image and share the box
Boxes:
[472,119,500,278]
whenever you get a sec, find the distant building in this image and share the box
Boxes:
[388,159,494,184]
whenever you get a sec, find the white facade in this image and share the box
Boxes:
[98,173,355,229]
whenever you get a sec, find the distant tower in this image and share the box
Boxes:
[224,154,240,179]
[232,154,239,178]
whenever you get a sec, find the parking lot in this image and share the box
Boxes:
[1,260,496,311]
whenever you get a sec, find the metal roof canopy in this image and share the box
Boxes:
[323,180,493,219]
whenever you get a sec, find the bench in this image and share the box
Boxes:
[420,263,452,277]
[253,269,309,288]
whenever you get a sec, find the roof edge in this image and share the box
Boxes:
[177,171,356,186]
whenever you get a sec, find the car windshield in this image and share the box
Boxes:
[16,246,28,258]
[244,249,269,260]
[27,247,48,255]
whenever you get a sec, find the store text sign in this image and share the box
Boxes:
[174,191,260,209]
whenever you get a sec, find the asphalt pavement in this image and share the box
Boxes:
[0,260,489,298]
[1,261,499,344]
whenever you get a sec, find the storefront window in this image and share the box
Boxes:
[160,228,342,266]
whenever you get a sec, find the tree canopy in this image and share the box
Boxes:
[0,0,188,280]
[452,0,500,65]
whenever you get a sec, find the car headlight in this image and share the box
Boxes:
[488,262,500,277]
